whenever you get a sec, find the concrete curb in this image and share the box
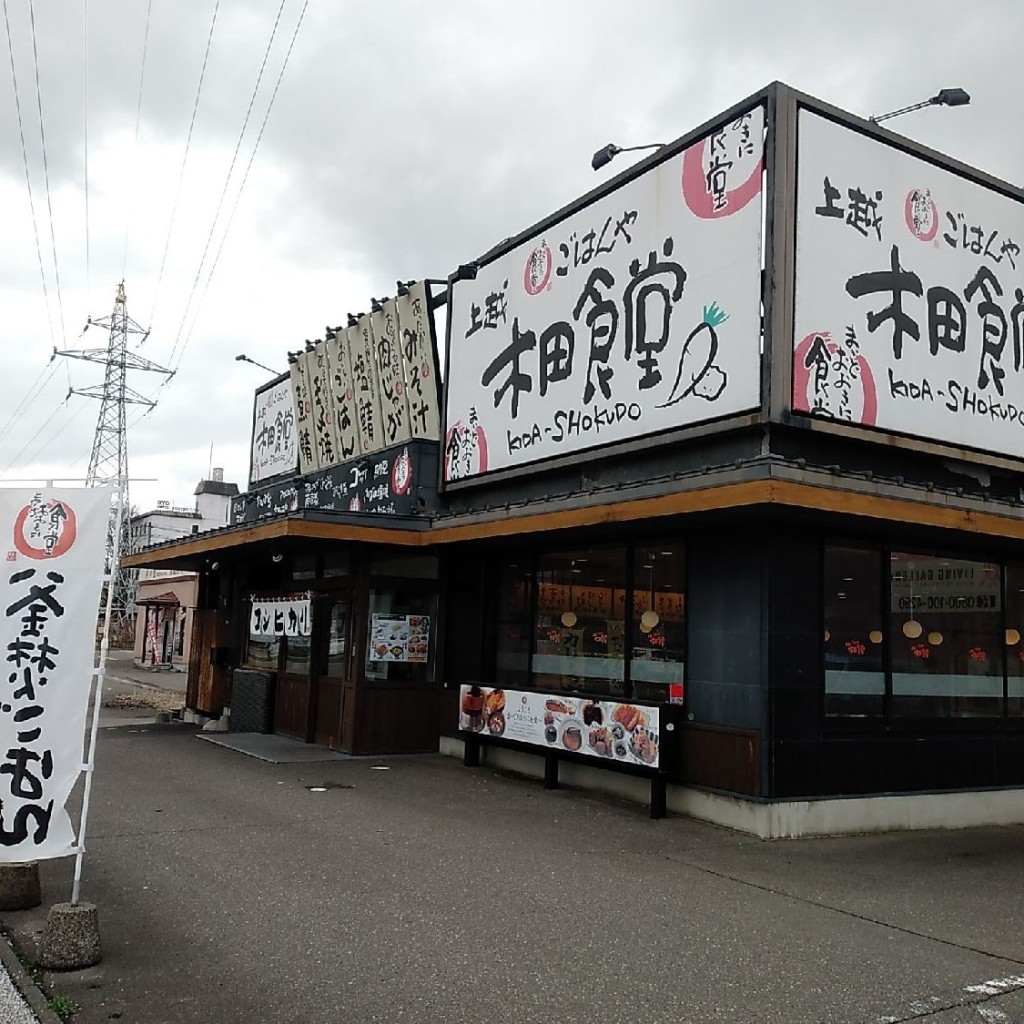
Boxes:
[0,931,63,1024]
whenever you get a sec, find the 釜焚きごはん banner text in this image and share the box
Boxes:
[444,105,765,482]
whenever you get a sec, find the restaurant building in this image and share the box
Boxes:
[125,83,1024,837]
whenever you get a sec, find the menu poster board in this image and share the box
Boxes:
[325,329,360,462]
[308,340,340,468]
[394,281,442,441]
[371,299,413,448]
[458,685,660,768]
[353,318,384,455]
[289,350,321,475]
[368,613,430,663]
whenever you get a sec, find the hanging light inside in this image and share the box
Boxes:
[927,631,944,646]
[824,629,831,642]
[1006,628,1021,646]
[560,610,578,628]
[639,621,652,634]
[902,619,923,639]
[868,630,883,644]
[640,609,660,630]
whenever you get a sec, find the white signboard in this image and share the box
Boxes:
[352,318,385,455]
[443,106,765,482]
[458,685,661,767]
[0,487,109,861]
[890,557,1000,613]
[308,340,340,469]
[288,351,320,475]
[249,598,311,637]
[794,109,1024,458]
[325,329,360,462]
[371,299,413,448]
[395,282,442,440]
[250,377,298,484]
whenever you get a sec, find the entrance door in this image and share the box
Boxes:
[274,633,312,740]
[314,596,352,749]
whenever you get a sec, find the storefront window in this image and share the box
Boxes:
[890,553,1002,718]
[1006,564,1024,717]
[495,561,530,686]
[631,544,685,701]
[244,632,280,671]
[283,636,312,675]
[365,589,437,682]
[824,545,884,717]
[533,548,626,697]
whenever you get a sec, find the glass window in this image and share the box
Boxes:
[890,553,1002,718]
[323,551,351,578]
[324,598,350,678]
[244,633,280,671]
[533,547,626,697]
[824,545,884,717]
[283,636,311,675]
[495,560,531,687]
[292,555,317,581]
[1006,564,1024,717]
[631,544,685,702]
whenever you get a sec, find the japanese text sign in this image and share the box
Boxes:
[288,350,321,476]
[249,597,311,637]
[394,282,442,441]
[444,105,764,482]
[250,376,298,485]
[370,299,413,449]
[325,330,360,462]
[793,110,1024,458]
[0,487,109,861]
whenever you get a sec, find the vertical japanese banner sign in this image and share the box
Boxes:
[250,376,298,485]
[444,106,765,481]
[0,487,109,861]
[308,340,340,470]
[395,281,442,440]
[370,299,413,448]
[352,317,385,455]
[793,110,1024,457]
[288,351,321,475]
[325,329,360,461]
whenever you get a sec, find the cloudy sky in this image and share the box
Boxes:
[1,0,1020,513]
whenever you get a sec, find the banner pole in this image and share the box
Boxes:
[71,478,124,906]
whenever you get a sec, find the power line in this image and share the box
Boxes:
[174,0,311,372]
[27,0,68,356]
[0,394,86,478]
[2,0,58,352]
[149,0,221,330]
[0,358,60,445]
[122,0,154,282]
[166,0,288,369]
[83,0,91,309]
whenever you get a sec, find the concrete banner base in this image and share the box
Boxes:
[37,902,101,971]
[0,862,41,911]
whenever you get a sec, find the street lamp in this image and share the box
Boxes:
[234,353,280,375]
[591,141,666,171]
[870,87,970,124]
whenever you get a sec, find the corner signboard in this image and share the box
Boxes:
[249,375,299,486]
[443,104,765,484]
[793,108,1024,459]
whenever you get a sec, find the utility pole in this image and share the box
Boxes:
[56,282,173,637]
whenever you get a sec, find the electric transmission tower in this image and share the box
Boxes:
[56,282,173,634]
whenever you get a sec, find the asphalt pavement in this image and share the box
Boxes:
[1,719,1023,1024]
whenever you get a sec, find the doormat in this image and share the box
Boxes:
[198,732,352,763]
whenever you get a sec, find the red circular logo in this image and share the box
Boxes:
[391,449,413,496]
[13,498,78,559]
[792,331,878,426]
[523,243,552,295]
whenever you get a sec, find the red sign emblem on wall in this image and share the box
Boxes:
[13,496,79,560]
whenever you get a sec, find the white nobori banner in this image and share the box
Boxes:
[0,487,109,861]
[250,597,312,637]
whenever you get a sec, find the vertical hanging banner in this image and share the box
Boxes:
[249,375,298,485]
[289,350,321,475]
[308,340,340,469]
[352,317,384,455]
[0,487,109,861]
[395,281,442,440]
[325,329,360,462]
[371,298,413,448]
